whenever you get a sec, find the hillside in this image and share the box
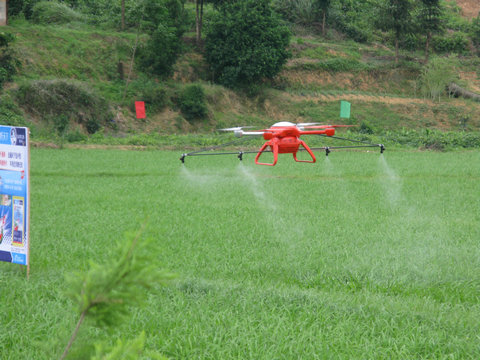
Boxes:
[1,0,480,144]
[457,0,480,18]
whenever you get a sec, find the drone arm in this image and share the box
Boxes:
[299,129,335,136]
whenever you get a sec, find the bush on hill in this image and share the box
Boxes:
[472,15,480,55]
[419,57,459,101]
[178,84,208,122]
[0,32,19,89]
[31,1,85,25]
[136,23,183,78]
[15,79,111,134]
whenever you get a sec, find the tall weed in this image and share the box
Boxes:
[419,57,459,101]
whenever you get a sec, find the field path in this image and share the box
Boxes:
[286,93,434,106]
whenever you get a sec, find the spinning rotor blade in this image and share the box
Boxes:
[296,122,322,127]
[218,126,264,137]
[240,131,265,136]
[301,124,356,129]
[219,127,255,132]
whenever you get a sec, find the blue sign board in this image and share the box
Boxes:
[0,126,29,268]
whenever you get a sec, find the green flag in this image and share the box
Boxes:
[340,101,351,119]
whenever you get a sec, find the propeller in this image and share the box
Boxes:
[218,126,265,137]
[218,126,255,132]
[300,124,356,129]
[295,122,322,127]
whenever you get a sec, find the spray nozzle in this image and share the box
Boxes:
[180,154,186,163]
[325,147,331,157]
[238,151,244,161]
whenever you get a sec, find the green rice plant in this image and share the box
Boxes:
[1,149,479,359]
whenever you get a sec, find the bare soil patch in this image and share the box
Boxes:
[455,0,480,18]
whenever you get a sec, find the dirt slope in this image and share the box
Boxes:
[456,0,480,18]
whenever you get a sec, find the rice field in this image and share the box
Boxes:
[1,148,479,359]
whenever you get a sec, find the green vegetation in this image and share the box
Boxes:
[204,0,291,90]
[178,83,208,121]
[15,79,111,134]
[31,1,86,25]
[0,32,18,89]
[419,56,459,100]
[0,149,479,358]
[62,227,172,359]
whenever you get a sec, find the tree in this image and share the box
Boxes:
[121,0,125,30]
[135,0,187,78]
[315,0,331,37]
[136,23,182,78]
[417,0,443,62]
[195,0,236,48]
[195,0,204,46]
[473,15,480,55]
[378,0,414,64]
[204,0,291,90]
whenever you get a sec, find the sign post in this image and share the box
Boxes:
[0,126,30,277]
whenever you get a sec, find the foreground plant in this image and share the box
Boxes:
[61,223,173,360]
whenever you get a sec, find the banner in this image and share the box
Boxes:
[340,100,351,119]
[135,101,146,119]
[0,126,29,269]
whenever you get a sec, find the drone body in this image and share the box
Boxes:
[251,122,335,166]
[180,121,384,166]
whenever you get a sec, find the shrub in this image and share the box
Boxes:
[136,23,183,78]
[178,84,208,122]
[124,78,170,114]
[274,0,318,26]
[419,57,459,101]
[329,0,374,43]
[141,85,169,113]
[66,130,87,143]
[471,16,480,55]
[358,120,376,134]
[31,1,85,24]
[0,94,25,127]
[7,0,39,19]
[16,79,111,134]
[432,32,469,54]
[0,32,19,89]
[205,0,291,90]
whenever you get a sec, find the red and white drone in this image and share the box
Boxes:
[180,122,384,166]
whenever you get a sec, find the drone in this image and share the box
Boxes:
[180,122,385,166]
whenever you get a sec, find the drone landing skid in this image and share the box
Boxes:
[255,138,317,166]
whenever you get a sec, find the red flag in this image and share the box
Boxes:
[135,101,146,119]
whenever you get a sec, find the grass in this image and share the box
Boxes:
[0,148,479,358]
